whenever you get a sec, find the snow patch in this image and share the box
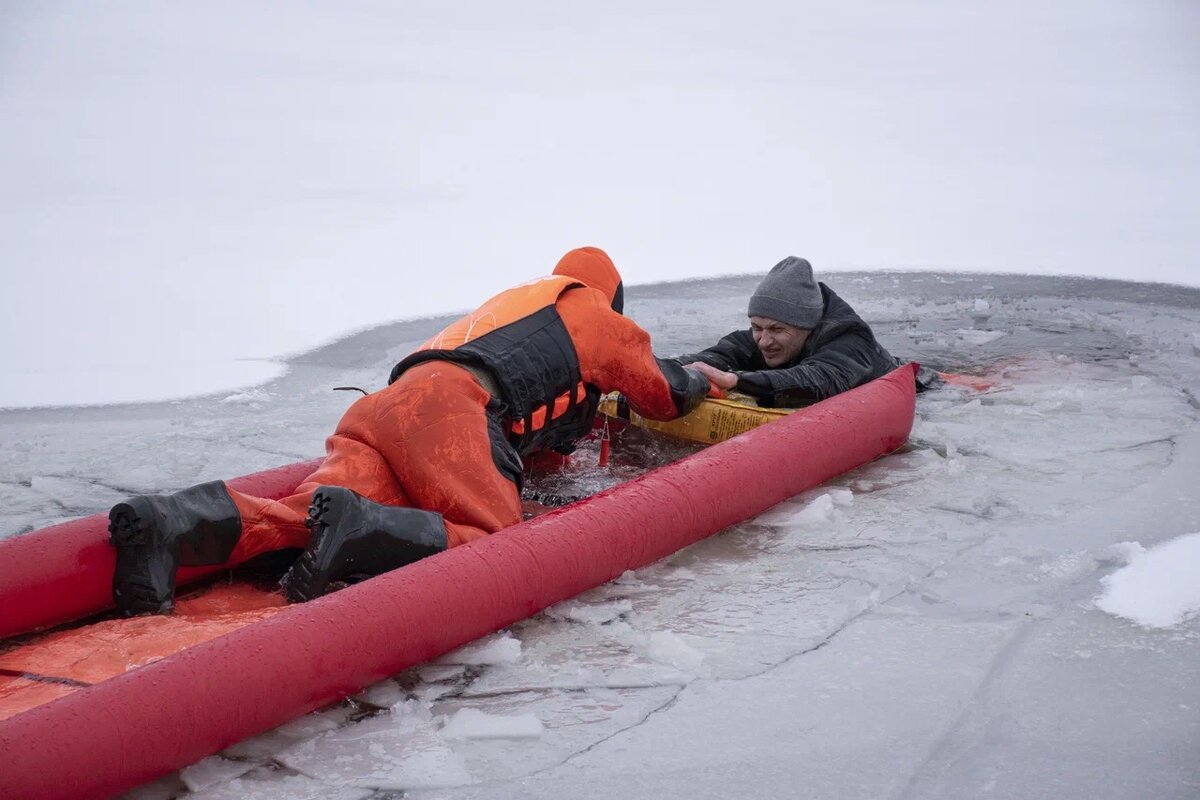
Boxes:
[1095,533,1200,628]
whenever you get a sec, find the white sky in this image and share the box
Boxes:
[2,1,1198,408]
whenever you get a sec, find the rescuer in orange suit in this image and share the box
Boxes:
[107,247,712,615]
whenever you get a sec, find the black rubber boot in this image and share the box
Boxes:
[108,481,242,616]
[280,486,448,603]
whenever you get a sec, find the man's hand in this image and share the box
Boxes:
[687,362,738,391]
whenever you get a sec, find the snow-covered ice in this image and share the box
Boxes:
[4,272,1199,800]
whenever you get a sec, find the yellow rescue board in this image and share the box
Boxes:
[598,393,797,445]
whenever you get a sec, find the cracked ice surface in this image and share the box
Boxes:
[3,274,1200,800]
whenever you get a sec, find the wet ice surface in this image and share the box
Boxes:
[3,272,1200,799]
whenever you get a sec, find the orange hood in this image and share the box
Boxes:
[552,247,624,313]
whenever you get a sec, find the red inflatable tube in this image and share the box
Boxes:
[0,365,916,800]
[0,459,323,638]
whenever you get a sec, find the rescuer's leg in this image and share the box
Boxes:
[109,481,242,616]
[279,485,448,602]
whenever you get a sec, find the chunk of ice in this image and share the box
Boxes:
[435,632,522,665]
[440,708,545,740]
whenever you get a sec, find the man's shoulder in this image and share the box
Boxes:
[814,284,873,336]
[719,328,756,345]
[817,282,858,315]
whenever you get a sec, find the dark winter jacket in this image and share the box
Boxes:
[676,283,920,407]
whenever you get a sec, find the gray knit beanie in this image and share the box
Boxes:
[747,256,824,329]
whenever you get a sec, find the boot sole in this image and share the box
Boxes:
[109,500,175,616]
[280,487,350,603]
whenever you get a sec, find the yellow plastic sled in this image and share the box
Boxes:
[598,392,798,445]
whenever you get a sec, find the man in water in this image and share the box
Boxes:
[108,247,711,614]
[678,256,938,406]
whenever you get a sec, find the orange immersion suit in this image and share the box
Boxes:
[221,247,706,563]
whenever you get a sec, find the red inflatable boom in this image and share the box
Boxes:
[0,364,916,800]
[0,459,323,639]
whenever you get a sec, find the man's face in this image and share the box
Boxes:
[750,316,811,367]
